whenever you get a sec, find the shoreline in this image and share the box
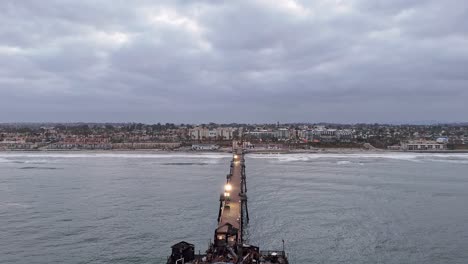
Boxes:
[2,148,468,154]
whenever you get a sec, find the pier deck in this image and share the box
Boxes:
[167,144,288,264]
[217,149,243,242]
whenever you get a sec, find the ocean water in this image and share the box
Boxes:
[1,152,468,264]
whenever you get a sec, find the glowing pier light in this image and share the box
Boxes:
[224,192,230,197]
[234,155,238,159]
[224,183,232,192]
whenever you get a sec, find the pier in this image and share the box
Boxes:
[213,147,248,253]
[167,142,288,264]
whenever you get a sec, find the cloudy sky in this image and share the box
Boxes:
[1,0,467,123]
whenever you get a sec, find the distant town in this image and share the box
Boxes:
[1,122,468,152]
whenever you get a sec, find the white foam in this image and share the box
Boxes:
[0,202,30,209]
[425,159,468,165]
[337,161,351,165]
[23,159,51,164]
[249,153,468,163]
[1,152,467,164]
[0,152,231,160]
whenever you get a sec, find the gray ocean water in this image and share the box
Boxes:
[1,152,468,264]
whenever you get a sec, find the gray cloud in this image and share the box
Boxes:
[0,0,467,123]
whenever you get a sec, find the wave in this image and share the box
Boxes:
[248,153,468,163]
[2,152,467,164]
[162,162,211,166]
[23,159,50,164]
[0,158,48,164]
[19,166,60,170]
[424,159,468,165]
[0,152,231,159]
[0,202,30,208]
[336,161,351,165]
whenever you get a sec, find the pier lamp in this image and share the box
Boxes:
[234,155,238,159]
[224,183,232,192]
[224,192,230,197]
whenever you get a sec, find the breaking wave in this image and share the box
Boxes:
[336,161,351,165]
[249,153,468,164]
[1,152,467,165]
[23,159,50,164]
[19,166,60,170]
[425,159,468,164]
[0,152,230,160]
[162,162,211,166]
[0,202,30,209]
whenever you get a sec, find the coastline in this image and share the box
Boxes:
[2,148,468,154]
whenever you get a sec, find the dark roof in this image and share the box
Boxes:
[171,241,194,249]
[216,223,238,235]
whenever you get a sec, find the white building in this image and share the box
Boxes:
[306,129,353,142]
[402,140,447,151]
[275,128,290,140]
[191,144,219,150]
[436,137,449,144]
[246,130,276,138]
[217,128,234,140]
[189,127,235,140]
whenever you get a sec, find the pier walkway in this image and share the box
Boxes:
[215,147,247,247]
[167,143,288,264]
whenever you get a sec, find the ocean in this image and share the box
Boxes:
[1,152,468,264]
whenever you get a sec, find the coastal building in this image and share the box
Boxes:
[401,140,447,151]
[245,129,276,139]
[189,127,235,140]
[305,129,354,143]
[337,130,354,142]
[297,129,308,141]
[112,142,181,149]
[320,129,338,142]
[189,127,214,140]
[275,128,290,140]
[245,127,293,141]
[0,139,36,150]
[436,137,449,144]
[191,144,219,150]
[387,145,402,150]
[216,127,234,140]
[47,143,112,150]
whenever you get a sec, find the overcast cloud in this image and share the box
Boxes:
[1,0,467,123]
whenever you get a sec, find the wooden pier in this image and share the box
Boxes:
[167,142,288,264]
